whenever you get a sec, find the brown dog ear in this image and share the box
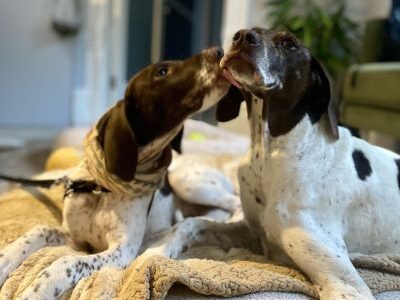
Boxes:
[96,100,138,181]
[170,125,184,154]
[216,85,244,122]
[310,57,339,139]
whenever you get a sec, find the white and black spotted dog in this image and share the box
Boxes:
[0,47,233,300]
[141,28,400,300]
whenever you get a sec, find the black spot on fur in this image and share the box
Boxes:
[66,268,71,277]
[160,174,172,196]
[255,197,262,204]
[395,159,400,191]
[54,288,61,297]
[33,283,41,292]
[352,150,372,181]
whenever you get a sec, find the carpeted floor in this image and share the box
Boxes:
[0,139,54,194]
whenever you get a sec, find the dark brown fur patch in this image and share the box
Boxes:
[97,49,227,181]
[222,27,338,139]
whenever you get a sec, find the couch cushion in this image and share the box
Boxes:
[342,63,400,111]
[342,104,400,139]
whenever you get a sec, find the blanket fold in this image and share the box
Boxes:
[3,239,400,300]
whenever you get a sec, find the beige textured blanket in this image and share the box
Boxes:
[1,120,400,300]
[1,185,400,300]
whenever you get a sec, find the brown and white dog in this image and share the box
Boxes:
[0,47,232,300]
[142,28,400,300]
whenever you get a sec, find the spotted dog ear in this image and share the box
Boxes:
[96,100,138,181]
[310,57,339,139]
[216,85,244,122]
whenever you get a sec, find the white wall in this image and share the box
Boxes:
[0,0,76,127]
[72,0,128,126]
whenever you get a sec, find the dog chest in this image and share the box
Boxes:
[63,193,124,251]
[62,193,103,247]
[238,150,267,233]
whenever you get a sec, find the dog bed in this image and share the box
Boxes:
[1,120,400,299]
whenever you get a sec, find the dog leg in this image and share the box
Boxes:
[276,222,374,300]
[13,238,143,300]
[169,166,240,213]
[0,225,65,286]
[142,217,260,259]
[14,195,150,300]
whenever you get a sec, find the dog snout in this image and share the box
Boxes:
[204,46,224,63]
[232,29,260,48]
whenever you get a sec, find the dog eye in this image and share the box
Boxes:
[278,37,298,50]
[273,33,298,50]
[284,40,298,50]
[156,66,169,77]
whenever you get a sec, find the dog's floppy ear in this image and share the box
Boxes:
[171,126,184,154]
[216,85,244,122]
[310,57,339,139]
[96,100,138,181]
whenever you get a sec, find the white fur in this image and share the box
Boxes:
[197,60,229,112]
[169,154,241,213]
[141,93,400,300]
[237,95,400,300]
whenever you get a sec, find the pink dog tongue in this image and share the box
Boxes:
[222,69,242,89]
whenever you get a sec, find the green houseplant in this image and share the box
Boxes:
[266,0,359,78]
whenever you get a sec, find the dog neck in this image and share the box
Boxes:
[137,123,183,163]
[83,126,177,196]
[249,94,332,159]
[248,96,268,149]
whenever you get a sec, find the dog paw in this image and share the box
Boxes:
[0,225,66,287]
[225,194,241,213]
[0,253,13,286]
[132,252,163,274]
[319,285,374,300]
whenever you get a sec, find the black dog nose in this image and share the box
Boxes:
[233,31,242,43]
[232,29,260,47]
[215,47,224,60]
[245,31,259,45]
